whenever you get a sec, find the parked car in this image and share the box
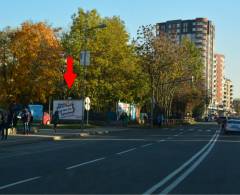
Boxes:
[224,119,240,134]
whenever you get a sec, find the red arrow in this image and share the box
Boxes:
[64,56,77,89]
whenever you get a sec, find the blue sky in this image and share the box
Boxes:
[0,0,239,98]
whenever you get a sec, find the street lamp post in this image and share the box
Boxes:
[81,20,107,128]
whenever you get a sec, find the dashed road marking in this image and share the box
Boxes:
[141,143,153,148]
[116,148,136,155]
[0,176,41,190]
[207,130,211,132]
[66,157,105,170]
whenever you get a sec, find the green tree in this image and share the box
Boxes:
[62,9,148,112]
[0,27,17,106]
[136,25,204,120]
[171,38,205,118]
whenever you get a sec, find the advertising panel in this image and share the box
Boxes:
[53,100,83,120]
[117,101,137,121]
[28,104,43,121]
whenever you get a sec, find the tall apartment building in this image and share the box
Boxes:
[212,54,225,108]
[156,18,215,94]
[223,78,233,112]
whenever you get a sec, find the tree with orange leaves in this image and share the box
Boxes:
[0,22,63,105]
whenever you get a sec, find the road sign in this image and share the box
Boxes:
[80,51,90,66]
[85,97,90,104]
[84,97,90,111]
[85,104,90,111]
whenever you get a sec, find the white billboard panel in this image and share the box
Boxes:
[53,100,83,120]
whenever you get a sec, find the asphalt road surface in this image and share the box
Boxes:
[1,123,240,194]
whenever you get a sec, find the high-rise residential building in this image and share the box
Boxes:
[212,54,225,108]
[223,78,233,112]
[156,18,215,94]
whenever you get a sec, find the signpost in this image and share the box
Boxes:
[85,97,91,125]
[80,51,90,66]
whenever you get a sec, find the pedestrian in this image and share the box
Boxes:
[52,111,59,132]
[1,109,12,140]
[27,109,33,133]
[0,110,5,140]
[158,113,164,127]
[21,108,29,135]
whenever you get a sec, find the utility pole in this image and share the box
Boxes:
[80,12,107,129]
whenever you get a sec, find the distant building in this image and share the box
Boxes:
[212,54,225,108]
[223,78,233,113]
[156,17,215,96]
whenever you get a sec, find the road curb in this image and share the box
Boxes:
[0,137,53,148]
[0,127,141,147]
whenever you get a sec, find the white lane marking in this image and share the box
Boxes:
[150,135,177,137]
[116,148,136,155]
[160,132,220,194]
[141,143,153,148]
[157,139,165,143]
[66,157,105,170]
[174,132,182,137]
[143,131,218,195]
[0,176,41,190]
[207,130,211,132]
[61,138,145,141]
[167,139,210,142]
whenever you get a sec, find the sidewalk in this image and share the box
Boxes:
[0,126,131,148]
[0,124,182,148]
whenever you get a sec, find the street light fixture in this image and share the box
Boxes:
[81,22,107,128]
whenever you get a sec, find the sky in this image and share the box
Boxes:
[0,0,240,98]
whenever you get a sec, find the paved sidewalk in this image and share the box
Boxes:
[0,126,132,148]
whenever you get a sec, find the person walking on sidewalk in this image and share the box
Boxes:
[52,111,59,133]
[1,109,12,140]
[0,110,5,140]
[21,108,30,135]
[157,113,164,127]
[27,109,33,133]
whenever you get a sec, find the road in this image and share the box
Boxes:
[0,123,240,194]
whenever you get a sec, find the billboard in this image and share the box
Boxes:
[28,104,43,121]
[53,100,83,120]
[117,102,136,120]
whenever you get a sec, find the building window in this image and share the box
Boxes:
[183,23,188,33]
